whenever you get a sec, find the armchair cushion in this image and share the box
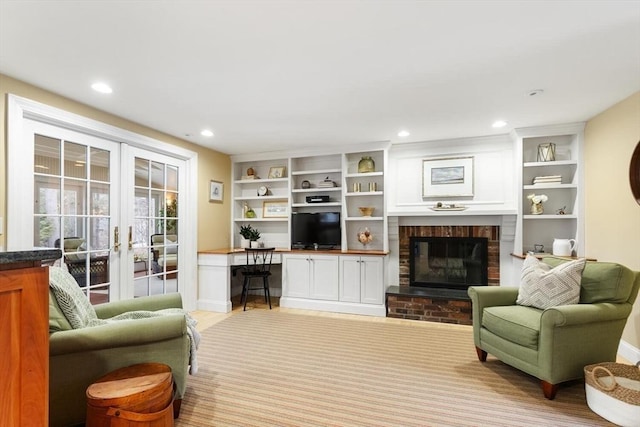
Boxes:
[543,257,637,303]
[516,255,585,309]
[482,305,541,349]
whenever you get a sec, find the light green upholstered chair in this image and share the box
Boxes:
[49,289,191,427]
[468,257,640,399]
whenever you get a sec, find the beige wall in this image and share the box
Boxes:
[0,74,231,252]
[584,91,640,350]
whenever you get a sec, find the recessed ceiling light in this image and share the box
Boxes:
[201,130,214,137]
[527,89,544,97]
[397,130,410,137]
[492,120,507,128]
[91,82,113,94]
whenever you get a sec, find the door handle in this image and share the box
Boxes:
[128,226,133,250]
[114,226,120,252]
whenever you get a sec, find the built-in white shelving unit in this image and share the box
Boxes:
[512,123,584,257]
[230,144,389,252]
[231,157,290,249]
[342,150,387,252]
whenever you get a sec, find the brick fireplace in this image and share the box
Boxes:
[386,225,500,325]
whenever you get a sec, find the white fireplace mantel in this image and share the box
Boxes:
[389,211,517,237]
[389,208,517,218]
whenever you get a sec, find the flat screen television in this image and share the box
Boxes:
[291,212,341,249]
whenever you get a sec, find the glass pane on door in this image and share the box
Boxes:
[133,157,179,297]
[34,135,113,304]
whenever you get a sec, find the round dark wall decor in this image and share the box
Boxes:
[631,140,640,205]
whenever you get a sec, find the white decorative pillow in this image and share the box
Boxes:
[164,238,177,254]
[516,255,586,309]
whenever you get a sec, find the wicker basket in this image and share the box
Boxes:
[584,362,640,427]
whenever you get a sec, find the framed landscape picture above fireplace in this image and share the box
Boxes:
[422,156,474,198]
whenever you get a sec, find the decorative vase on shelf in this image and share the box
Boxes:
[527,193,547,215]
[530,203,543,215]
[358,156,375,173]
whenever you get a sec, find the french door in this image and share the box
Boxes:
[23,120,121,303]
[121,146,186,300]
[9,118,187,304]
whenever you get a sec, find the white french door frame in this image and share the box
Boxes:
[7,94,199,310]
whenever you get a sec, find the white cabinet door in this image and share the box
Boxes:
[339,256,361,302]
[360,256,384,304]
[283,255,310,298]
[309,255,339,300]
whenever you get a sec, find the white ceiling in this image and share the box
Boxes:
[1,1,639,156]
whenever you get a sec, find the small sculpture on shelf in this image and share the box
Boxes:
[357,227,373,246]
[527,193,548,215]
[242,167,257,180]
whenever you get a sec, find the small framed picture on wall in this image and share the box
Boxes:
[422,156,474,198]
[209,180,223,202]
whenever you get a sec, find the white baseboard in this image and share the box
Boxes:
[280,297,386,317]
[618,339,640,364]
[197,299,232,313]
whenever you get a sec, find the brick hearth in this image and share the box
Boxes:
[386,225,500,325]
[386,287,473,325]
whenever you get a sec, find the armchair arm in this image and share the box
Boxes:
[94,292,183,319]
[541,302,633,328]
[50,314,186,356]
[468,286,520,346]
[467,286,519,309]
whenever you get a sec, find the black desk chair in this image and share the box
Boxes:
[241,247,275,311]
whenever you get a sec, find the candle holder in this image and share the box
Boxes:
[537,143,556,162]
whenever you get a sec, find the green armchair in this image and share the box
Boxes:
[468,257,640,399]
[49,290,190,427]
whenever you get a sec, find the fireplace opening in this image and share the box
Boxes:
[409,236,488,291]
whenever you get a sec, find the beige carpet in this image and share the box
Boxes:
[176,310,611,426]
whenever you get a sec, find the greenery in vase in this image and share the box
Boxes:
[239,224,254,240]
[248,228,261,241]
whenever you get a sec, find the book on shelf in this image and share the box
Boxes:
[532,175,562,185]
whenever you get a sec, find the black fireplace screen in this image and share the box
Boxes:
[409,237,488,289]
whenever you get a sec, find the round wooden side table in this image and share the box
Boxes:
[86,362,175,427]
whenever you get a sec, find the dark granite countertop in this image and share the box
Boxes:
[0,249,62,264]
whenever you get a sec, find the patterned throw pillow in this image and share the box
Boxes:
[49,266,97,328]
[516,255,586,309]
